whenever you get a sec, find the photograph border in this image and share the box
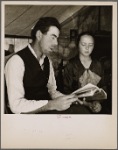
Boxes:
[1,0,117,149]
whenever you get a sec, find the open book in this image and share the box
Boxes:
[72,83,107,101]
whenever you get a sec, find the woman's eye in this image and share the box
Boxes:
[89,44,94,46]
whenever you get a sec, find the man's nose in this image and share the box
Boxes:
[54,39,58,46]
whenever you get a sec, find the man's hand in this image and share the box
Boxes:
[48,94,78,111]
[21,94,78,114]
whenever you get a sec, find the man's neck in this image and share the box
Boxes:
[30,41,43,59]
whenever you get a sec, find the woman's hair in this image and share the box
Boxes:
[31,17,61,41]
[76,31,95,48]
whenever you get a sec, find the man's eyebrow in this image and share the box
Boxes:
[52,34,58,38]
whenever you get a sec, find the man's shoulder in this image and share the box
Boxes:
[7,46,29,63]
[16,46,29,55]
[5,53,24,69]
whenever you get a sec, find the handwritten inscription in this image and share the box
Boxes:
[57,115,72,119]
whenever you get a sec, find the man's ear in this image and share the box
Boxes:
[36,30,42,41]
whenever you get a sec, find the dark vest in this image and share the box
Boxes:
[17,46,51,100]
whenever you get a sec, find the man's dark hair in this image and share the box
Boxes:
[31,17,61,41]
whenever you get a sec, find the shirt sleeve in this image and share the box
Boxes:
[5,55,48,114]
[47,59,64,99]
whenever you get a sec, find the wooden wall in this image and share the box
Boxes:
[59,6,112,59]
[5,6,112,62]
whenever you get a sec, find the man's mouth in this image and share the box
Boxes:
[48,48,53,53]
[50,46,58,52]
[50,47,56,52]
[50,48,53,51]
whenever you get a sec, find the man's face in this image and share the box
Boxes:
[78,35,94,57]
[40,26,60,55]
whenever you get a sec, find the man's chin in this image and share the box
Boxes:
[43,48,57,57]
[47,51,59,58]
[43,51,51,57]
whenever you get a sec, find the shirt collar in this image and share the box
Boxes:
[28,44,46,66]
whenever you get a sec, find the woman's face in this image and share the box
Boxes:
[78,34,94,57]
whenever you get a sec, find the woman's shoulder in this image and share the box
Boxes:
[64,56,79,71]
[92,58,102,67]
[91,58,103,75]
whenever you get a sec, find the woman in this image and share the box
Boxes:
[63,32,106,113]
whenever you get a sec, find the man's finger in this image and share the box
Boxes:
[76,99,84,105]
[66,98,78,104]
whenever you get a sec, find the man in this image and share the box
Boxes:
[5,17,78,114]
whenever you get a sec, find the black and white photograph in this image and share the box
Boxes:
[1,0,117,149]
[3,3,113,115]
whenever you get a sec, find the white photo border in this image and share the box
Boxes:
[1,1,117,149]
